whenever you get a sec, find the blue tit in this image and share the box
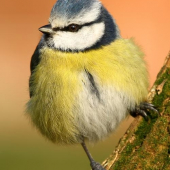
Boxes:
[26,0,157,169]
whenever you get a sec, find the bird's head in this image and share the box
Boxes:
[39,0,120,52]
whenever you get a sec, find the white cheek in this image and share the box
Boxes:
[53,22,105,51]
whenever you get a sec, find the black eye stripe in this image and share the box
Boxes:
[52,16,102,32]
[53,24,81,32]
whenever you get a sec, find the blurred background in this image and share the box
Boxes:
[0,0,170,169]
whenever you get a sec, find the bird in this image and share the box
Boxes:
[26,0,157,169]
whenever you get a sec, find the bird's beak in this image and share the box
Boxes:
[39,24,53,34]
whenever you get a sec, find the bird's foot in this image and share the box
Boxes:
[91,160,106,170]
[130,102,158,121]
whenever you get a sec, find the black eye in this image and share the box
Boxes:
[68,24,81,32]
[52,27,59,31]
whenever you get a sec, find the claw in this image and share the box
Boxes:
[141,102,159,115]
[130,102,159,120]
[141,102,155,108]
[140,102,156,108]
[137,109,148,120]
[145,106,158,113]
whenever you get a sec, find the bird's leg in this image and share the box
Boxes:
[81,141,106,170]
[130,102,159,120]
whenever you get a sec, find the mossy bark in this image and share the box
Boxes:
[102,52,170,170]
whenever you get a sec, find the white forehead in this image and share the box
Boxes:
[49,0,102,28]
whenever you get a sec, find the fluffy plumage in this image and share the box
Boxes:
[27,39,148,144]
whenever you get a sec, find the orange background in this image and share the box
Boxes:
[0,0,170,170]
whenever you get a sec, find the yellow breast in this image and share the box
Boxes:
[27,38,149,144]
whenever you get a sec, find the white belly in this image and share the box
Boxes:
[74,72,136,142]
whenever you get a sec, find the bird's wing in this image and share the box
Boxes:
[29,44,41,98]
